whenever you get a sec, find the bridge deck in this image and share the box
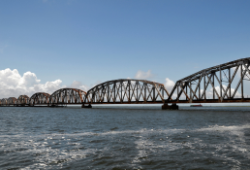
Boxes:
[1,97,250,107]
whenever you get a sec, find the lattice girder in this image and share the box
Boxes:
[17,95,30,105]
[7,97,17,105]
[167,57,250,103]
[84,79,170,104]
[29,92,51,105]
[0,98,8,105]
[48,88,86,105]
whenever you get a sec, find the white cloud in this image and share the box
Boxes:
[135,70,155,79]
[0,68,87,98]
[134,70,176,97]
[164,78,175,92]
[171,83,242,100]
[213,85,241,98]
[70,81,88,91]
[196,85,241,100]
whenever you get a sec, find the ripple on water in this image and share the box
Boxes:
[0,107,250,169]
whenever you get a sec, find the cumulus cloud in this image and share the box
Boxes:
[191,85,241,100]
[134,70,176,94]
[170,83,242,100]
[70,81,88,91]
[213,85,241,98]
[164,78,175,92]
[0,68,87,98]
[135,70,155,80]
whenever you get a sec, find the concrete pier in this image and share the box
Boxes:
[82,104,92,108]
[162,103,179,110]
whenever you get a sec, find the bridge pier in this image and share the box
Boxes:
[162,103,179,110]
[82,104,92,108]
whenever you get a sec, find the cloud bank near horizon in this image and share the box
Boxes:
[0,68,64,98]
[0,68,87,98]
[0,69,177,99]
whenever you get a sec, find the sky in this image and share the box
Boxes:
[0,0,250,98]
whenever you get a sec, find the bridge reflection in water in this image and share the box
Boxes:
[1,58,250,109]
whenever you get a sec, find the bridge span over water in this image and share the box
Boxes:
[1,58,250,109]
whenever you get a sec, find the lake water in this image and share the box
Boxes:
[0,106,250,169]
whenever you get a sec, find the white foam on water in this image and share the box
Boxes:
[127,124,250,166]
[196,124,250,133]
[2,124,250,169]
[0,128,186,142]
[131,138,183,164]
[195,124,250,147]
[20,163,48,170]
[20,147,95,170]
[188,124,250,164]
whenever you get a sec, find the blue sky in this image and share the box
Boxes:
[1,0,250,96]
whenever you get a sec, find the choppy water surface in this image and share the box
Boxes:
[0,106,250,170]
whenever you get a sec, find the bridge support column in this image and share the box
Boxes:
[162,103,179,110]
[82,104,92,108]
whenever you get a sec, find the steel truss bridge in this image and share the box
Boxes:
[1,58,250,109]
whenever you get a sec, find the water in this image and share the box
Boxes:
[0,106,250,170]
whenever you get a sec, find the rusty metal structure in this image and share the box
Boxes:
[17,95,29,105]
[29,92,50,106]
[1,98,8,105]
[49,88,86,106]
[167,57,250,103]
[83,79,170,104]
[1,58,250,108]
[7,97,17,105]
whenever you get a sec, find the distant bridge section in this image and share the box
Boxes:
[7,97,17,106]
[29,92,50,106]
[48,88,86,106]
[1,98,7,106]
[17,95,29,106]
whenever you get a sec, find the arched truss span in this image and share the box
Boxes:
[167,57,250,103]
[7,97,17,105]
[1,98,8,105]
[29,93,50,106]
[49,88,86,105]
[83,79,170,104]
[17,95,29,105]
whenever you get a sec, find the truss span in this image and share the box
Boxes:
[7,97,17,105]
[167,57,250,103]
[83,79,170,104]
[29,92,50,106]
[49,88,86,106]
[0,98,8,106]
[17,95,29,105]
